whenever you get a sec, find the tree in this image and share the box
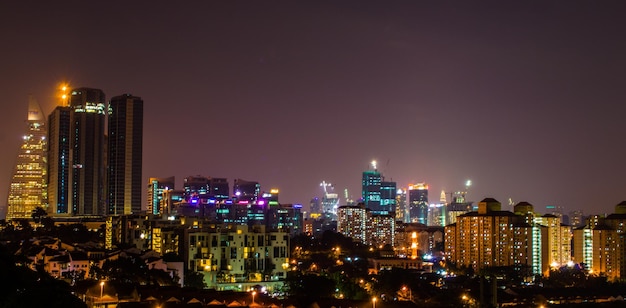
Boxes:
[184,270,207,289]
[31,206,48,225]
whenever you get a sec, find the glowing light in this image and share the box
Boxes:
[270,188,279,194]
[371,160,377,170]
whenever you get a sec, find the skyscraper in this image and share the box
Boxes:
[70,88,106,215]
[408,183,429,224]
[6,97,47,220]
[362,161,396,215]
[107,94,143,215]
[380,181,397,215]
[362,168,381,211]
[47,106,72,216]
[147,176,175,215]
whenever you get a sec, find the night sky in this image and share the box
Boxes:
[2,1,626,218]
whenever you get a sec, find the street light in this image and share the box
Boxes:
[372,296,377,308]
[100,281,105,299]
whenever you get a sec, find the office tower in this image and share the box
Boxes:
[47,106,72,216]
[337,203,368,243]
[147,176,175,215]
[447,190,472,225]
[233,178,260,202]
[183,175,210,200]
[310,197,322,217]
[380,181,397,215]
[208,178,229,201]
[107,94,143,215]
[319,181,339,219]
[362,163,382,213]
[266,203,303,235]
[69,88,106,215]
[321,192,339,220]
[444,198,537,273]
[395,188,407,222]
[408,183,429,224]
[427,203,447,227]
[6,97,47,220]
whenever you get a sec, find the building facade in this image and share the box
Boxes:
[7,97,48,220]
[107,94,143,215]
[69,88,106,216]
[147,176,175,215]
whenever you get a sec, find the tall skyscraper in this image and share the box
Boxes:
[47,106,72,216]
[408,183,429,224]
[362,161,396,215]
[6,97,47,220]
[107,94,143,215]
[362,166,381,211]
[70,88,106,215]
[147,176,175,215]
[380,181,397,215]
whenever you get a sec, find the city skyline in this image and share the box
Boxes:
[2,1,626,218]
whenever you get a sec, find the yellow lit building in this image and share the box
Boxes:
[7,97,47,220]
[337,204,367,243]
[572,201,626,281]
[186,224,289,290]
[444,198,536,272]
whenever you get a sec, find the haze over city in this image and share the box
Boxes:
[2,1,626,218]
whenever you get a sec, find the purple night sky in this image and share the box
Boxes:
[1,1,626,218]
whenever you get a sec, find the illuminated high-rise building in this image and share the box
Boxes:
[380,181,397,215]
[337,203,367,243]
[147,176,175,215]
[444,198,537,272]
[70,88,106,215]
[47,106,72,216]
[6,97,48,220]
[362,160,395,215]
[395,188,408,223]
[408,183,428,224]
[362,163,381,212]
[319,182,339,219]
[183,175,210,200]
[107,94,143,215]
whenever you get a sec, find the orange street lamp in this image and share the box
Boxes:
[100,281,105,299]
[372,296,377,308]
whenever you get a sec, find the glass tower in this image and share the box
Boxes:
[107,94,143,215]
[47,106,72,215]
[7,96,47,220]
[70,88,106,216]
[408,183,429,224]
